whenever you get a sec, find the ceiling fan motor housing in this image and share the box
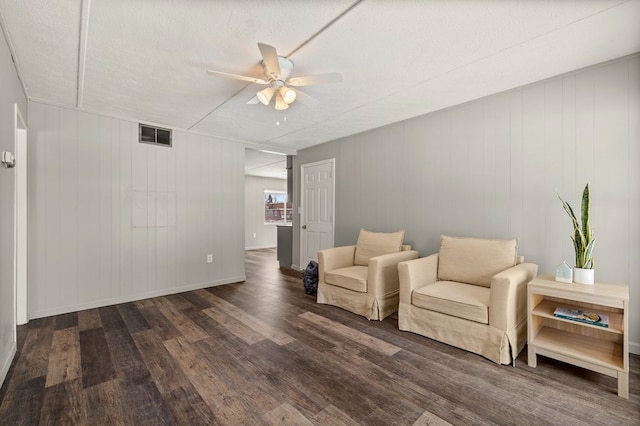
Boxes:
[262,57,294,82]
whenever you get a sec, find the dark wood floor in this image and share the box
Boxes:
[1,248,638,425]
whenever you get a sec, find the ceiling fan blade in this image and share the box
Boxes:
[291,88,319,107]
[257,43,281,79]
[246,96,260,105]
[288,72,343,87]
[206,69,268,85]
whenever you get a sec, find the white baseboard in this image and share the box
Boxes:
[245,245,277,250]
[630,341,640,356]
[28,275,246,320]
[0,341,17,388]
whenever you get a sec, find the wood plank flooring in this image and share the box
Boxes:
[1,248,638,425]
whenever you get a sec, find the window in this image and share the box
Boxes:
[139,123,172,147]
[264,190,292,224]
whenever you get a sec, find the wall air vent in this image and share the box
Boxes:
[139,124,172,147]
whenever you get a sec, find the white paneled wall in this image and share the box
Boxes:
[294,54,640,352]
[28,102,245,318]
[244,175,286,250]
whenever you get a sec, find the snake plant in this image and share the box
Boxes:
[558,184,595,269]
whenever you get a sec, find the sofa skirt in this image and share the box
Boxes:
[398,302,526,364]
[317,281,399,321]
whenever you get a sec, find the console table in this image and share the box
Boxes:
[527,274,629,398]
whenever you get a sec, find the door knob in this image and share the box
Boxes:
[301,225,307,229]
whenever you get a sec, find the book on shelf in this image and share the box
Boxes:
[553,307,609,327]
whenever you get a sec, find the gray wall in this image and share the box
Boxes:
[28,102,246,319]
[0,27,27,384]
[293,54,640,353]
[244,175,286,250]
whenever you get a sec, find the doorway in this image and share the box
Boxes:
[299,158,335,267]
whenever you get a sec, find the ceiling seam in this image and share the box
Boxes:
[286,0,365,58]
[0,6,29,100]
[186,85,254,131]
[188,0,365,132]
[268,0,636,146]
[366,0,636,104]
[245,160,287,171]
[76,0,91,108]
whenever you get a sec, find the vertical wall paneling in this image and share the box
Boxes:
[175,131,188,290]
[119,120,134,298]
[59,107,79,307]
[509,90,525,254]
[205,134,214,281]
[165,131,177,290]
[77,112,101,304]
[593,61,629,283]
[403,117,433,248]
[147,134,157,293]
[28,103,245,318]
[628,56,640,352]
[560,75,577,264]
[99,116,112,301]
[44,106,61,309]
[294,54,640,352]
[110,119,121,299]
[155,137,168,291]
[574,70,596,186]
[335,136,359,239]
[520,84,546,266]
[543,78,564,270]
[29,104,46,314]
[131,131,148,295]
[492,94,512,239]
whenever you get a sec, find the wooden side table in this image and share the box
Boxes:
[527,274,629,398]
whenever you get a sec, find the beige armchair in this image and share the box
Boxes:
[317,229,419,320]
[398,235,538,364]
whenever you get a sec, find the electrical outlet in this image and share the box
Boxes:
[253,233,257,238]
[207,254,213,263]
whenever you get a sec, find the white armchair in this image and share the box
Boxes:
[317,229,419,320]
[398,235,538,364]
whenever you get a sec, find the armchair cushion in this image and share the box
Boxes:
[354,229,405,266]
[412,281,490,324]
[437,235,518,287]
[325,266,368,292]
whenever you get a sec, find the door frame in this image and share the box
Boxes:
[14,104,27,328]
[299,158,335,268]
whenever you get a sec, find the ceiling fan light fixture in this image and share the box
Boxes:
[275,93,289,110]
[279,87,297,104]
[257,87,275,105]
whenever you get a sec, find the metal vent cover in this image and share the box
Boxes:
[139,124,172,147]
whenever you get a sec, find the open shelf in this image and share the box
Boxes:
[527,275,629,398]
[531,300,623,334]
[531,326,624,371]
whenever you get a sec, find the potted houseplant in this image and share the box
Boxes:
[558,184,595,284]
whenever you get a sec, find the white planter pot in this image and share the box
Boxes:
[573,267,594,285]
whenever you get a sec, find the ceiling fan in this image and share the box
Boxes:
[207,43,342,110]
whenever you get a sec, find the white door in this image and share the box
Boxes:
[300,159,334,267]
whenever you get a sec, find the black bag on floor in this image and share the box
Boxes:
[302,261,319,296]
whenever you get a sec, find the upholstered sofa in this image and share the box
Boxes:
[317,229,419,320]
[398,235,538,364]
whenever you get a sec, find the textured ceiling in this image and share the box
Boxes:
[245,149,287,180]
[1,0,639,177]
